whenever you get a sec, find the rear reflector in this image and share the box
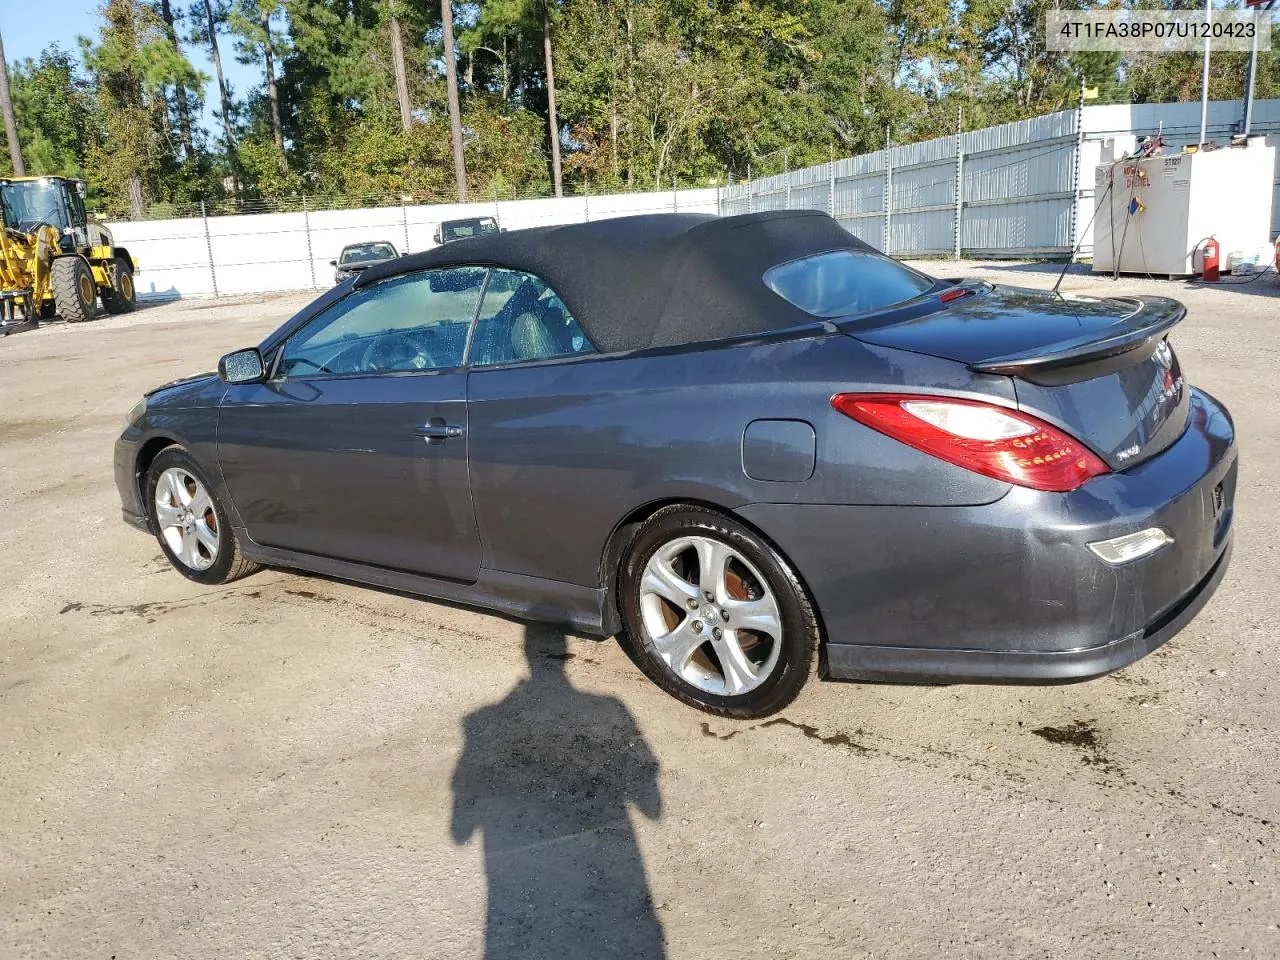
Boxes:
[1088,528,1174,564]
[831,393,1110,492]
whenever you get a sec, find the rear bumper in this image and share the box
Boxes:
[740,387,1236,684]
[824,538,1230,682]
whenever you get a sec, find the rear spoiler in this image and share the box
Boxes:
[969,296,1185,377]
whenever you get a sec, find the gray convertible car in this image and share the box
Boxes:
[115,211,1236,718]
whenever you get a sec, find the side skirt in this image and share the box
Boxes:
[238,532,619,637]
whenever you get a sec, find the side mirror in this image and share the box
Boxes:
[75,181,87,199]
[329,259,337,267]
[433,228,442,244]
[218,348,266,384]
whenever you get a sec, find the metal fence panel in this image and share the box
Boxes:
[887,154,957,256]
[719,99,1280,261]
[962,199,1075,257]
[719,183,751,216]
[828,153,886,247]
[834,171,886,247]
[959,112,1078,255]
[751,172,790,211]
[885,138,958,255]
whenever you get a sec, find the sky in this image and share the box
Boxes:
[1,0,259,134]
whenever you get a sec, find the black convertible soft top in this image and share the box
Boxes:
[354,210,874,353]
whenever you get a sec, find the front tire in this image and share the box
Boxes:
[50,256,98,323]
[101,257,137,314]
[145,447,260,585]
[617,505,819,719]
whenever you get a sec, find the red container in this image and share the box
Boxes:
[1201,237,1220,282]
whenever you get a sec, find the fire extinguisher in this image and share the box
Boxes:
[1201,237,1220,283]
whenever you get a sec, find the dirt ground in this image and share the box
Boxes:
[1,263,1278,959]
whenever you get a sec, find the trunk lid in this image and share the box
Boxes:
[847,284,1190,470]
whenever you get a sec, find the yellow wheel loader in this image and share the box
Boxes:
[0,176,138,330]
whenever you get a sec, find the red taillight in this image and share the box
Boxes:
[831,393,1110,492]
[939,287,969,303]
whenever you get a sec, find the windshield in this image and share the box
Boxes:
[764,249,935,318]
[0,181,68,231]
[339,242,398,265]
[442,218,499,240]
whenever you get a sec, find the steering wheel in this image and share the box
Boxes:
[361,331,438,373]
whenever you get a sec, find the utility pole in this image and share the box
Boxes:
[441,0,468,201]
[0,29,25,176]
[1198,0,1212,145]
[1242,18,1259,135]
[1240,0,1271,135]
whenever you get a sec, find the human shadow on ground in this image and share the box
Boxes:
[450,625,666,959]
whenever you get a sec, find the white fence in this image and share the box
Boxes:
[110,188,718,300]
[720,98,1280,259]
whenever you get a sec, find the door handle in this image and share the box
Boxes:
[416,422,464,443]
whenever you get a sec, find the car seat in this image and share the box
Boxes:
[510,310,557,360]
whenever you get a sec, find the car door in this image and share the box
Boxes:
[217,266,487,582]
[465,268,608,584]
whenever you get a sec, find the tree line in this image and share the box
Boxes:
[1,0,1276,219]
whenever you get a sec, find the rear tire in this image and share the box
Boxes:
[145,446,260,585]
[50,257,98,323]
[101,257,137,314]
[617,505,818,719]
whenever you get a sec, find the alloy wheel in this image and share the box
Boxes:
[638,535,783,696]
[154,467,219,571]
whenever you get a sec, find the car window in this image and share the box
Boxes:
[340,243,397,265]
[442,219,498,241]
[469,269,595,366]
[764,249,935,318]
[278,267,486,377]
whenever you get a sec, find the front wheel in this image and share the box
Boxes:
[145,447,260,585]
[617,505,819,719]
[50,256,98,323]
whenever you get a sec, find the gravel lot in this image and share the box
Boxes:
[2,263,1278,959]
